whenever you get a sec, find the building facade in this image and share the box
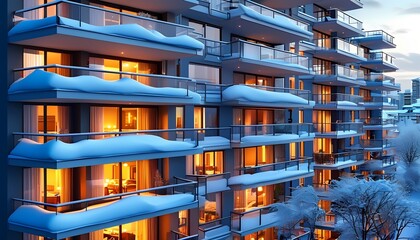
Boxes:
[2,0,399,239]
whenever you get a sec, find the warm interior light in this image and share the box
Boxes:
[257,187,263,192]
[123,163,128,167]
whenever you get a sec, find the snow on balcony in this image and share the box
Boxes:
[189,173,231,195]
[229,4,312,38]
[8,70,201,104]
[223,85,314,108]
[9,134,201,168]
[203,225,231,240]
[9,15,204,51]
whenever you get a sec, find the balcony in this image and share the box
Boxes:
[8,129,204,169]
[9,65,200,105]
[315,212,338,230]
[352,30,396,50]
[220,40,312,76]
[198,217,231,240]
[9,1,203,61]
[100,0,199,14]
[187,172,231,195]
[360,139,394,151]
[361,117,397,130]
[229,158,314,189]
[231,205,311,237]
[314,64,366,87]
[313,93,364,110]
[360,96,399,110]
[8,178,198,239]
[231,123,314,148]
[193,127,232,151]
[313,150,365,170]
[314,0,363,11]
[310,38,366,64]
[361,52,398,72]
[192,0,312,43]
[313,9,364,38]
[314,122,364,139]
[363,73,401,91]
[253,0,314,10]
[360,155,397,171]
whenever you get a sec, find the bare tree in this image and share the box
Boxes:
[330,178,420,240]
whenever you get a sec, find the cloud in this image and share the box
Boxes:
[401,7,420,14]
[394,28,409,34]
[363,0,382,8]
[392,52,420,72]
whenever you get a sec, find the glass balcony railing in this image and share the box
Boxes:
[13,64,195,96]
[314,64,364,79]
[365,30,395,45]
[231,204,277,232]
[362,96,399,107]
[202,0,309,30]
[315,8,363,30]
[313,93,363,105]
[231,123,314,142]
[314,38,365,58]
[360,139,394,149]
[365,52,396,65]
[365,73,399,86]
[360,117,397,126]
[240,157,313,174]
[14,0,198,38]
[171,231,199,240]
[186,172,230,195]
[313,122,364,135]
[229,40,310,68]
[314,150,364,165]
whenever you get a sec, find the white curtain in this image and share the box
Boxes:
[23,49,44,77]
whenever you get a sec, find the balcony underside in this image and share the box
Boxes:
[360,61,398,72]
[229,172,314,190]
[314,160,365,170]
[222,57,311,76]
[353,36,396,50]
[101,0,198,13]
[315,0,363,11]
[225,15,312,44]
[8,90,200,105]
[253,0,314,10]
[9,25,200,61]
[362,82,400,91]
[313,21,364,38]
[314,75,366,87]
[9,198,198,239]
[309,49,365,64]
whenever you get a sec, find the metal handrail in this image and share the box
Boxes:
[240,157,313,174]
[365,30,394,44]
[315,8,363,30]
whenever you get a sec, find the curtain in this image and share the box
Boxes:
[23,49,44,77]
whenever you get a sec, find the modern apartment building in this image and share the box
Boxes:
[2,0,399,240]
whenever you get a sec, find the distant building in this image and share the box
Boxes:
[412,78,420,103]
[399,89,412,109]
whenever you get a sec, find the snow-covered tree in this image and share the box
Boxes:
[330,178,420,240]
[394,121,420,192]
[272,186,324,240]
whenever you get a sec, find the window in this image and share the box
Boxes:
[194,107,218,129]
[23,49,71,77]
[189,20,221,41]
[189,64,220,84]
[190,151,224,175]
[233,72,273,86]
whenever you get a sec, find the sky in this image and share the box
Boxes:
[351,0,420,92]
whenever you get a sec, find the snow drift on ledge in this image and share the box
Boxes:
[9,194,195,233]
[10,135,198,161]
[223,85,314,106]
[229,4,312,38]
[8,70,201,103]
[9,16,204,50]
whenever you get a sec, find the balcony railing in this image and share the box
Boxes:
[315,8,363,30]
[360,117,397,126]
[231,123,313,142]
[313,93,363,105]
[198,216,231,239]
[186,172,230,195]
[365,73,399,86]
[314,150,364,165]
[227,40,310,69]
[360,139,393,149]
[363,96,399,107]
[365,30,395,45]
[314,64,364,79]
[12,177,198,214]
[13,64,195,96]
[314,122,364,135]
[202,0,309,30]
[240,157,313,174]
[365,52,396,65]
[171,231,199,240]
[231,204,277,232]
[14,0,198,38]
[314,38,364,58]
